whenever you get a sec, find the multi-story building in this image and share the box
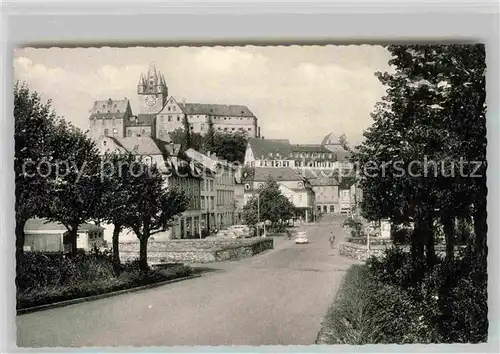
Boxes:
[184,149,217,233]
[89,63,261,141]
[184,149,237,231]
[309,176,359,215]
[96,135,205,240]
[242,167,315,222]
[215,157,236,229]
[243,133,353,170]
[233,167,245,225]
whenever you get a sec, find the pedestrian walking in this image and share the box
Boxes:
[329,233,336,249]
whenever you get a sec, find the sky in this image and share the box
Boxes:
[14,45,392,145]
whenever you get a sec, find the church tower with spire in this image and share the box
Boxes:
[137,63,168,114]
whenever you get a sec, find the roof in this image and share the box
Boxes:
[89,99,130,120]
[292,144,331,153]
[321,132,342,146]
[247,138,292,158]
[309,176,340,186]
[182,103,255,117]
[185,148,218,172]
[249,167,305,182]
[112,136,163,156]
[133,114,156,126]
[24,218,104,232]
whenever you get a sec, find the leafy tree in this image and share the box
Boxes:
[353,44,486,267]
[42,120,104,257]
[182,116,191,148]
[98,151,140,274]
[122,165,190,270]
[242,178,295,230]
[14,82,56,258]
[208,131,248,164]
[169,127,203,151]
[204,116,215,152]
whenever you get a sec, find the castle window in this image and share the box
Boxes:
[168,116,172,122]
[168,106,171,111]
[232,128,235,131]
[244,184,250,190]
[128,130,132,137]
[247,128,251,131]
[177,116,180,121]
[113,128,118,136]
[104,129,109,135]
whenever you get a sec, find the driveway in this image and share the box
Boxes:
[17,214,357,347]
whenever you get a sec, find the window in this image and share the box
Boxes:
[201,124,205,130]
[258,183,264,189]
[177,116,180,121]
[168,115,172,122]
[112,118,116,125]
[299,194,303,203]
[113,128,118,136]
[127,130,132,137]
[142,129,146,134]
[104,128,109,135]
[231,128,235,131]
[172,106,176,112]
[247,128,251,131]
[297,182,303,188]
[245,184,250,190]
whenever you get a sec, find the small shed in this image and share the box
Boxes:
[24,218,105,253]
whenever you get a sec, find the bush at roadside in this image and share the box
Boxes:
[322,246,487,344]
[16,251,192,309]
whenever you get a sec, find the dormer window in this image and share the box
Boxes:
[297,182,303,188]
[245,184,250,190]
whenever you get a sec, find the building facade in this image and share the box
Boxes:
[242,167,315,222]
[90,63,260,141]
[243,134,353,171]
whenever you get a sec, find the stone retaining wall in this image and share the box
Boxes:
[119,238,274,264]
[339,242,464,262]
[339,242,387,262]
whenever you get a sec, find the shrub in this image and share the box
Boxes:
[365,245,488,343]
[323,265,438,344]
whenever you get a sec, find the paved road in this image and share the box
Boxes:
[17,215,358,347]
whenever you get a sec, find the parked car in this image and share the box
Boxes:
[294,231,309,244]
[228,224,251,237]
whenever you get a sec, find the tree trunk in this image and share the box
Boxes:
[16,218,27,261]
[424,216,436,268]
[473,201,487,258]
[139,236,149,271]
[112,224,121,275]
[442,215,455,261]
[411,218,424,264]
[68,226,78,257]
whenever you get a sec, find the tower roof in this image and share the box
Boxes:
[321,132,341,146]
[137,73,145,86]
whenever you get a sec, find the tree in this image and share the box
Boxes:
[242,178,295,230]
[123,164,190,270]
[42,120,104,257]
[182,116,192,148]
[169,127,203,151]
[14,82,56,258]
[353,44,486,267]
[98,151,140,274]
[208,131,248,163]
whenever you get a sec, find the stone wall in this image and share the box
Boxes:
[119,238,274,264]
[339,242,388,262]
[339,242,464,262]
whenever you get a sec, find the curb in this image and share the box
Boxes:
[17,274,201,315]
